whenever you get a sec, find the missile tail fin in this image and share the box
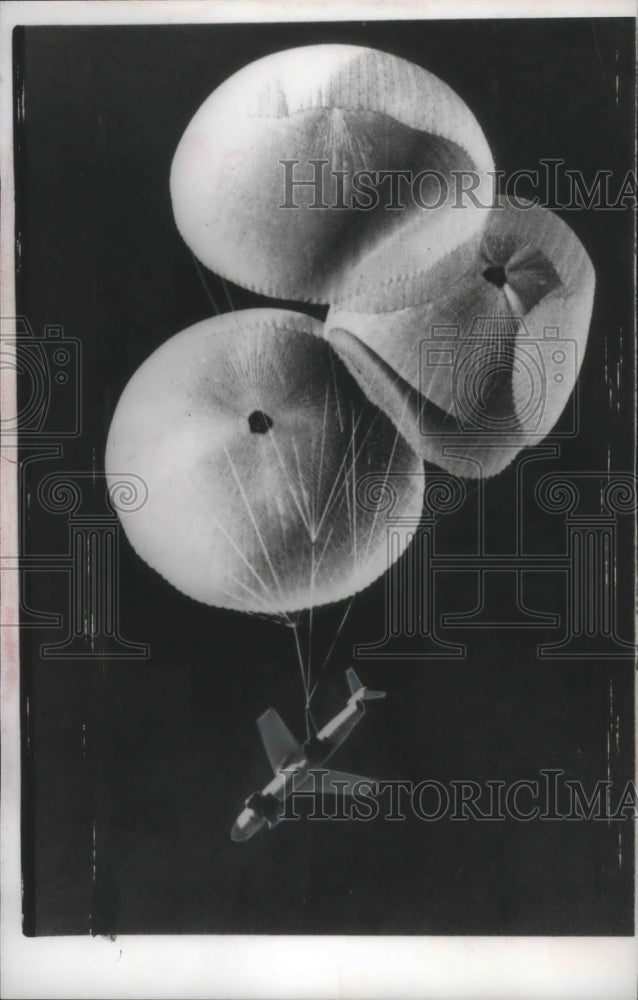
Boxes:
[346,667,386,700]
[345,667,362,695]
[361,688,386,701]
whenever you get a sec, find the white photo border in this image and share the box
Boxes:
[1,3,636,998]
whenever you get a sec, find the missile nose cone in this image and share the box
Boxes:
[231,808,263,843]
[231,820,251,843]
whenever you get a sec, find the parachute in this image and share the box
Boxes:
[106,308,424,736]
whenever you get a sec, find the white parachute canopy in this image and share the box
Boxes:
[105,308,424,616]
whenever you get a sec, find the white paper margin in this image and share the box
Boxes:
[1,3,636,999]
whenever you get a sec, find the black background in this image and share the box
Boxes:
[16,18,635,935]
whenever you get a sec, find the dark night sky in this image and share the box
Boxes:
[16,18,635,936]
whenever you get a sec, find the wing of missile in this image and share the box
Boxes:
[257,708,301,773]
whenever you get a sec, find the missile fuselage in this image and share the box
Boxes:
[231,693,366,842]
